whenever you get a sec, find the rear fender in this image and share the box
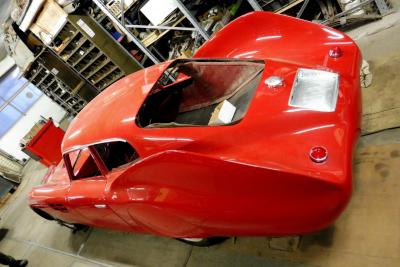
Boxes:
[108,150,346,236]
[195,12,361,78]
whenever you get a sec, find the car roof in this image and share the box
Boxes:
[61,61,171,153]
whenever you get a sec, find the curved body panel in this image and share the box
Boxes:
[29,12,362,238]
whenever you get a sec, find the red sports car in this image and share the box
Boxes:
[29,12,362,246]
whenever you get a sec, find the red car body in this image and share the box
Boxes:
[29,12,362,238]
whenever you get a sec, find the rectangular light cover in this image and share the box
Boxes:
[289,68,339,112]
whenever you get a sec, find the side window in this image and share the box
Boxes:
[94,141,138,171]
[67,148,101,180]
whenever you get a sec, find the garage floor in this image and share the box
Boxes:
[1,10,400,267]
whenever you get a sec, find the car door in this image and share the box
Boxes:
[65,146,133,231]
[91,141,149,233]
[92,140,206,237]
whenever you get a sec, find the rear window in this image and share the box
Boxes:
[94,141,138,171]
[136,59,264,128]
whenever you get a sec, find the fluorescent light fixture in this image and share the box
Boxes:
[289,68,339,112]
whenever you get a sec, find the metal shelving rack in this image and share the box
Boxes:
[19,0,391,118]
[25,59,87,116]
[248,0,309,13]
[17,0,389,119]
[93,0,245,64]
[92,0,391,67]
[15,4,145,116]
[93,0,160,64]
[322,0,391,26]
[249,0,391,15]
[49,15,143,91]
[13,0,390,119]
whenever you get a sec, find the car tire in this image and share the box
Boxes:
[177,237,228,247]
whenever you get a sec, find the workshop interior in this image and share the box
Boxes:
[0,0,399,266]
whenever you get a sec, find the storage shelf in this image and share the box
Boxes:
[56,30,80,54]
[93,65,118,84]
[25,61,86,115]
[63,37,88,61]
[99,72,124,91]
[49,15,134,92]
[72,45,97,67]
[86,58,111,79]
[28,66,44,82]
[79,52,104,74]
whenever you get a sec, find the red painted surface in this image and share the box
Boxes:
[29,12,362,238]
[22,119,65,167]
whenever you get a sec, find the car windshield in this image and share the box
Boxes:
[136,59,264,128]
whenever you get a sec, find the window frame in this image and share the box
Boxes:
[64,146,108,181]
[93,140,140,173]
[63,139,139,180]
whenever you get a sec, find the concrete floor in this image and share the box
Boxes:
[1,10,400,267]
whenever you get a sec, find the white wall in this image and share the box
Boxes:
[0,94,67,160]
[0,56,15,77]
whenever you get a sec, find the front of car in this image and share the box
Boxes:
[28,160,74,223]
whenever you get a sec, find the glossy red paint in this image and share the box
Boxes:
[29,12,362,238]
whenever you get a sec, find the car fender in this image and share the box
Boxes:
[195,11,361,78]
[107,150,347,237]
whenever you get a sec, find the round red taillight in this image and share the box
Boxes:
[329,46,343,58]
[309,146,328,163]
